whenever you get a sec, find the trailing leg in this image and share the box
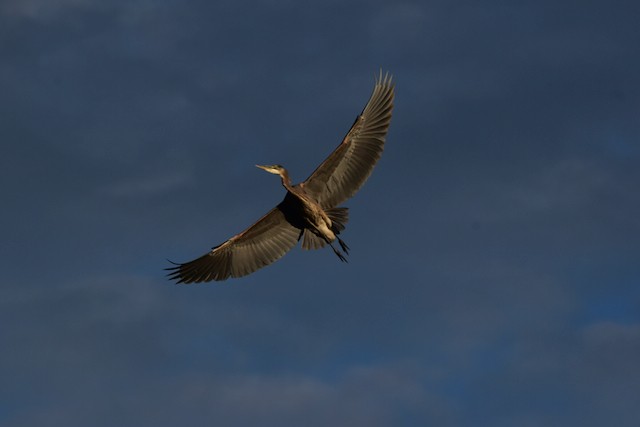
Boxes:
[327,240,348,263]
[337,236,350,254]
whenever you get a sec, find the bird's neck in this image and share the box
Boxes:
[279,169,293,191]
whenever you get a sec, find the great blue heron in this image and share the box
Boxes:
[167,72,394,283]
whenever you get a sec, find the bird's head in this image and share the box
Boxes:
[256,164,287,176]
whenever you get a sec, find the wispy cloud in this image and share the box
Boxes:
[2,0,639,425]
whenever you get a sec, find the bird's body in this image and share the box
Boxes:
[167,72,394,283]
[258,165,351,261]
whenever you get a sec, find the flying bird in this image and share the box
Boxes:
[167,72,395,283]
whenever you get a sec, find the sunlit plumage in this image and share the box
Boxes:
[167,72,395,283]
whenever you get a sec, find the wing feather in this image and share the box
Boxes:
[303,72,395,207]
[167,202,301,283]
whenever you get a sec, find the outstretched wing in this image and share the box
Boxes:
[302,71,395,208]
[167,200,302,283]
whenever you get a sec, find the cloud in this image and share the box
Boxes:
[492,321,640,427]
[2,0,639,426]
[4,353,449,426]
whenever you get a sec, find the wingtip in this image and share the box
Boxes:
[375,69,394,90]
[165,259,190,284]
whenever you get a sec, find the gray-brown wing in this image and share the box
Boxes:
[167,203,302,283]
[302,72,395,208]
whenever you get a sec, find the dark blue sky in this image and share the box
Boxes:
[2,0,640,425]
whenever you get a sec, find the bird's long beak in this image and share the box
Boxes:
[255,164,280,175]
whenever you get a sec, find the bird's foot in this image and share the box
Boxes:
[329,241,348,263]
[337,237,350,254]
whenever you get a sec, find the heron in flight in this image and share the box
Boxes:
[167,72,394,283]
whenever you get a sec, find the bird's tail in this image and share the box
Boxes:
[301,229,326,250]
[300,207,350,252]
[326,207,349,233]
